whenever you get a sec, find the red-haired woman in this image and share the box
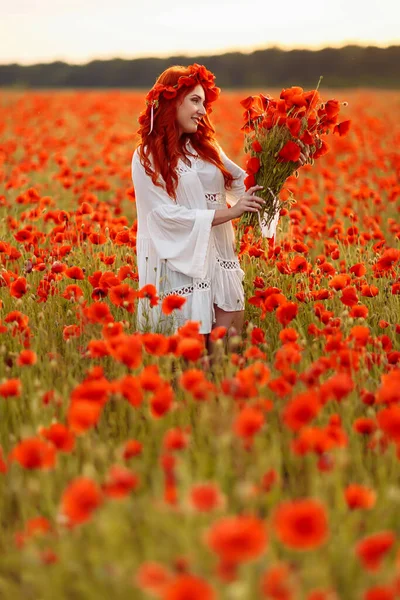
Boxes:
[131,64,275,341]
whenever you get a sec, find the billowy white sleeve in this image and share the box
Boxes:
[132,154,215,279]
[218,147,246,206]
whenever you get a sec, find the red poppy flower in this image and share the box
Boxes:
[240,95,255,110]
[209,326,227,342]
[355,531,395,572]
[9,437,56,470]
[25,516,52,538]
[377,405,400,441]
[138,364,163,391]
[363,585,395,600]
[375,248,400,271]
[313,139,329,158]
[39,423,75,452]
[179,369,213,401]
[340,286,359,307]
[0,378,22,398]
[163,427,189,451]
[10,277,28,298]
[206,515,267,564]
[67,401,103,434]
[162,294,187,315]
[189,483,225,512]
[246,156,261,174]
[84,302,113,324]
[244,173,256,190]
[109,283,137,308]
[251,327,266,345]
[51,261,67,274]
[162,574,216,600]
[283,390,320,432]
[233,406,265,438]
[301,130,315,145]
[353,417,377,436]
[16,349,37,366]
[62,284,84,301]
[102,465,139,498]
[4,311,29,332]
[88,232,107,245]
[135,561,172,595]
[333,120,351,136]
[122,439,143,460]
[329,274,351,290]
[349,305,369,318]
[361,285,379,298]
[176,338,204,362]
[278,141,301,163]
[376,370,400,405]
[138,284,159,307]
[260,563,295,600]
[289,256,309,273]
[272,498,329,550]
[287,117,302,137]
[106,333,143,369]
[65,266,85,280]
[251,140,262,152]
[87,339,109,358]
[280,328,299,344]
[0,447,8,474]
[63,324,82,340]
[61,477,103,526]
[102,322,123,339]
[324,99,340,118]
[349,263,366,277]
[150,383,174,418]
[349,325,370,347]
[344,484,376,510]
[276,302,298,326]
[142,333,170,356]
[14,228,33,243]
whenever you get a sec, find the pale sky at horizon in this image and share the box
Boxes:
[0,0,399,65]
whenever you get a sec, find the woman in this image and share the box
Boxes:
[131,63,276,340]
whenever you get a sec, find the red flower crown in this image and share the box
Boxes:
[145,63,220,110]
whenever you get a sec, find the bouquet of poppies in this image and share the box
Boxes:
[239,83,350,240]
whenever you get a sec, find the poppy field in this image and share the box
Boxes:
[0,88,399,599]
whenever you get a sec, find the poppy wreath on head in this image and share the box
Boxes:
[144,64,221,110]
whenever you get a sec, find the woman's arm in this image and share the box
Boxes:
[212,206,238,227]
[212,186,265,227]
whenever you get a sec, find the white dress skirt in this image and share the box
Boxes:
[131,142,278,334]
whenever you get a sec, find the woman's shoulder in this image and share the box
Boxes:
[132,145,154,164]
[131,145,152,174]
[131,144,142,165]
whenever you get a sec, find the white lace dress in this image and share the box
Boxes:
[131,142,277,334]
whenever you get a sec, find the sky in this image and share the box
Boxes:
[1,0,399,65]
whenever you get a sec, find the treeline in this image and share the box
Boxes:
[1,45,399,89]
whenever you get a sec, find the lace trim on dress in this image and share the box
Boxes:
[216,256,241,270]
[159,279,211,299]
[205,192,227,205]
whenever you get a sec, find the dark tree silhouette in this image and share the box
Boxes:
[1,46,399,89]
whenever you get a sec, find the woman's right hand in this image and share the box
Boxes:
[231,185,266,218]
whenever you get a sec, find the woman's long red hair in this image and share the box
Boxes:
[136,65,235,200]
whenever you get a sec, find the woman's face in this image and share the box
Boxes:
[176,84,207,137]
